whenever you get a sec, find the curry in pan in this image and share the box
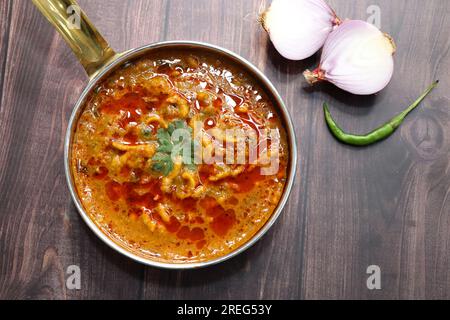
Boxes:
[71,50,289,263]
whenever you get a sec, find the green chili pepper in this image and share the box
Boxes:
[323,81,439,146]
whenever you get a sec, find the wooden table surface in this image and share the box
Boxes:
[0,0,449,300]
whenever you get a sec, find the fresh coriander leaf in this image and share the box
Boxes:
[157,142,173,153]
[152,119,198,176]
[167,123,175,135]
[152,152,170,161]
[157,128,171,143]
[162,160,174,176]
[174,120,185,130]
[152,162,164,171]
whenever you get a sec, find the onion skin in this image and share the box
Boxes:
[304,20,396,95]
[261,0,340,61]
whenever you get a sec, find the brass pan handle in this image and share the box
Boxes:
[32,0,118,79]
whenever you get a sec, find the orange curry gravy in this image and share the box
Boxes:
[71,50,289,263]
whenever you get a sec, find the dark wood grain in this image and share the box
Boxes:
[0,0,449,300]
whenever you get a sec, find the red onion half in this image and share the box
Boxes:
[304,20,396,95]
[261,0,340,60]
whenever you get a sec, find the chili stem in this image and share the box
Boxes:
[324,81,439,146]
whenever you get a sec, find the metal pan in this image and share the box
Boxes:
[33,0,298,269]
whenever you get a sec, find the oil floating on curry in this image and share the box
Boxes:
[71,50,289,263]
